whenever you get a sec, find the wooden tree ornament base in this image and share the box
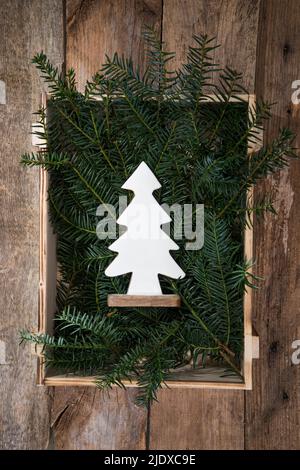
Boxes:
[107,294,181,307]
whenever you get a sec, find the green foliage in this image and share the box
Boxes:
[21,29,296,405]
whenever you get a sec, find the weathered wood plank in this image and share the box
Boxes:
[150,390,245,450]
[66,0,163,91]
[245,0,300,449]
[0,0,64,450]
[49,0,163,450]
[149,0,260,450]
[50,388,147,450]
[162,0,260,89]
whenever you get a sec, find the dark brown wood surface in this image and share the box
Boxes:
[50,387,147,449]
[151,389,245,450]
[245,0,300,449]
[66,0,163,91]
[0,0,64,449]
[1,0,300,449]
[162,0,259,89]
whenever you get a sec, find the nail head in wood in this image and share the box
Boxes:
[107,294,181,307]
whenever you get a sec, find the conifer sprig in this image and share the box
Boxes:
[21,30,296,405]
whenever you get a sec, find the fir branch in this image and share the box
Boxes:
[218,128,296,218]
[21,34,296,405]
[21,152,69,169]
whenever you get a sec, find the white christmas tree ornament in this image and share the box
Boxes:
[105,161,185,307]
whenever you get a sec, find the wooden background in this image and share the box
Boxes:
[1,0,300,449]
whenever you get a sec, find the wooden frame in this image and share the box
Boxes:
[34,93,260,390]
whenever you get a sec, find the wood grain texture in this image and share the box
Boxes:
[107,294,181,307]
[0,0,64,449]
[245,0,300,449]
[50,0,163,450]
[66,0,163,91]
[50,387,147,449]
[162,0,260,90]
[149,390,245,450]
[2,0,299,451]
[149,0,260,450]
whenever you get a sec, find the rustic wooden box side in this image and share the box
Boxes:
[35,94,259,389]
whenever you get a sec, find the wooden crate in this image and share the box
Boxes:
[33,94,260,390]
